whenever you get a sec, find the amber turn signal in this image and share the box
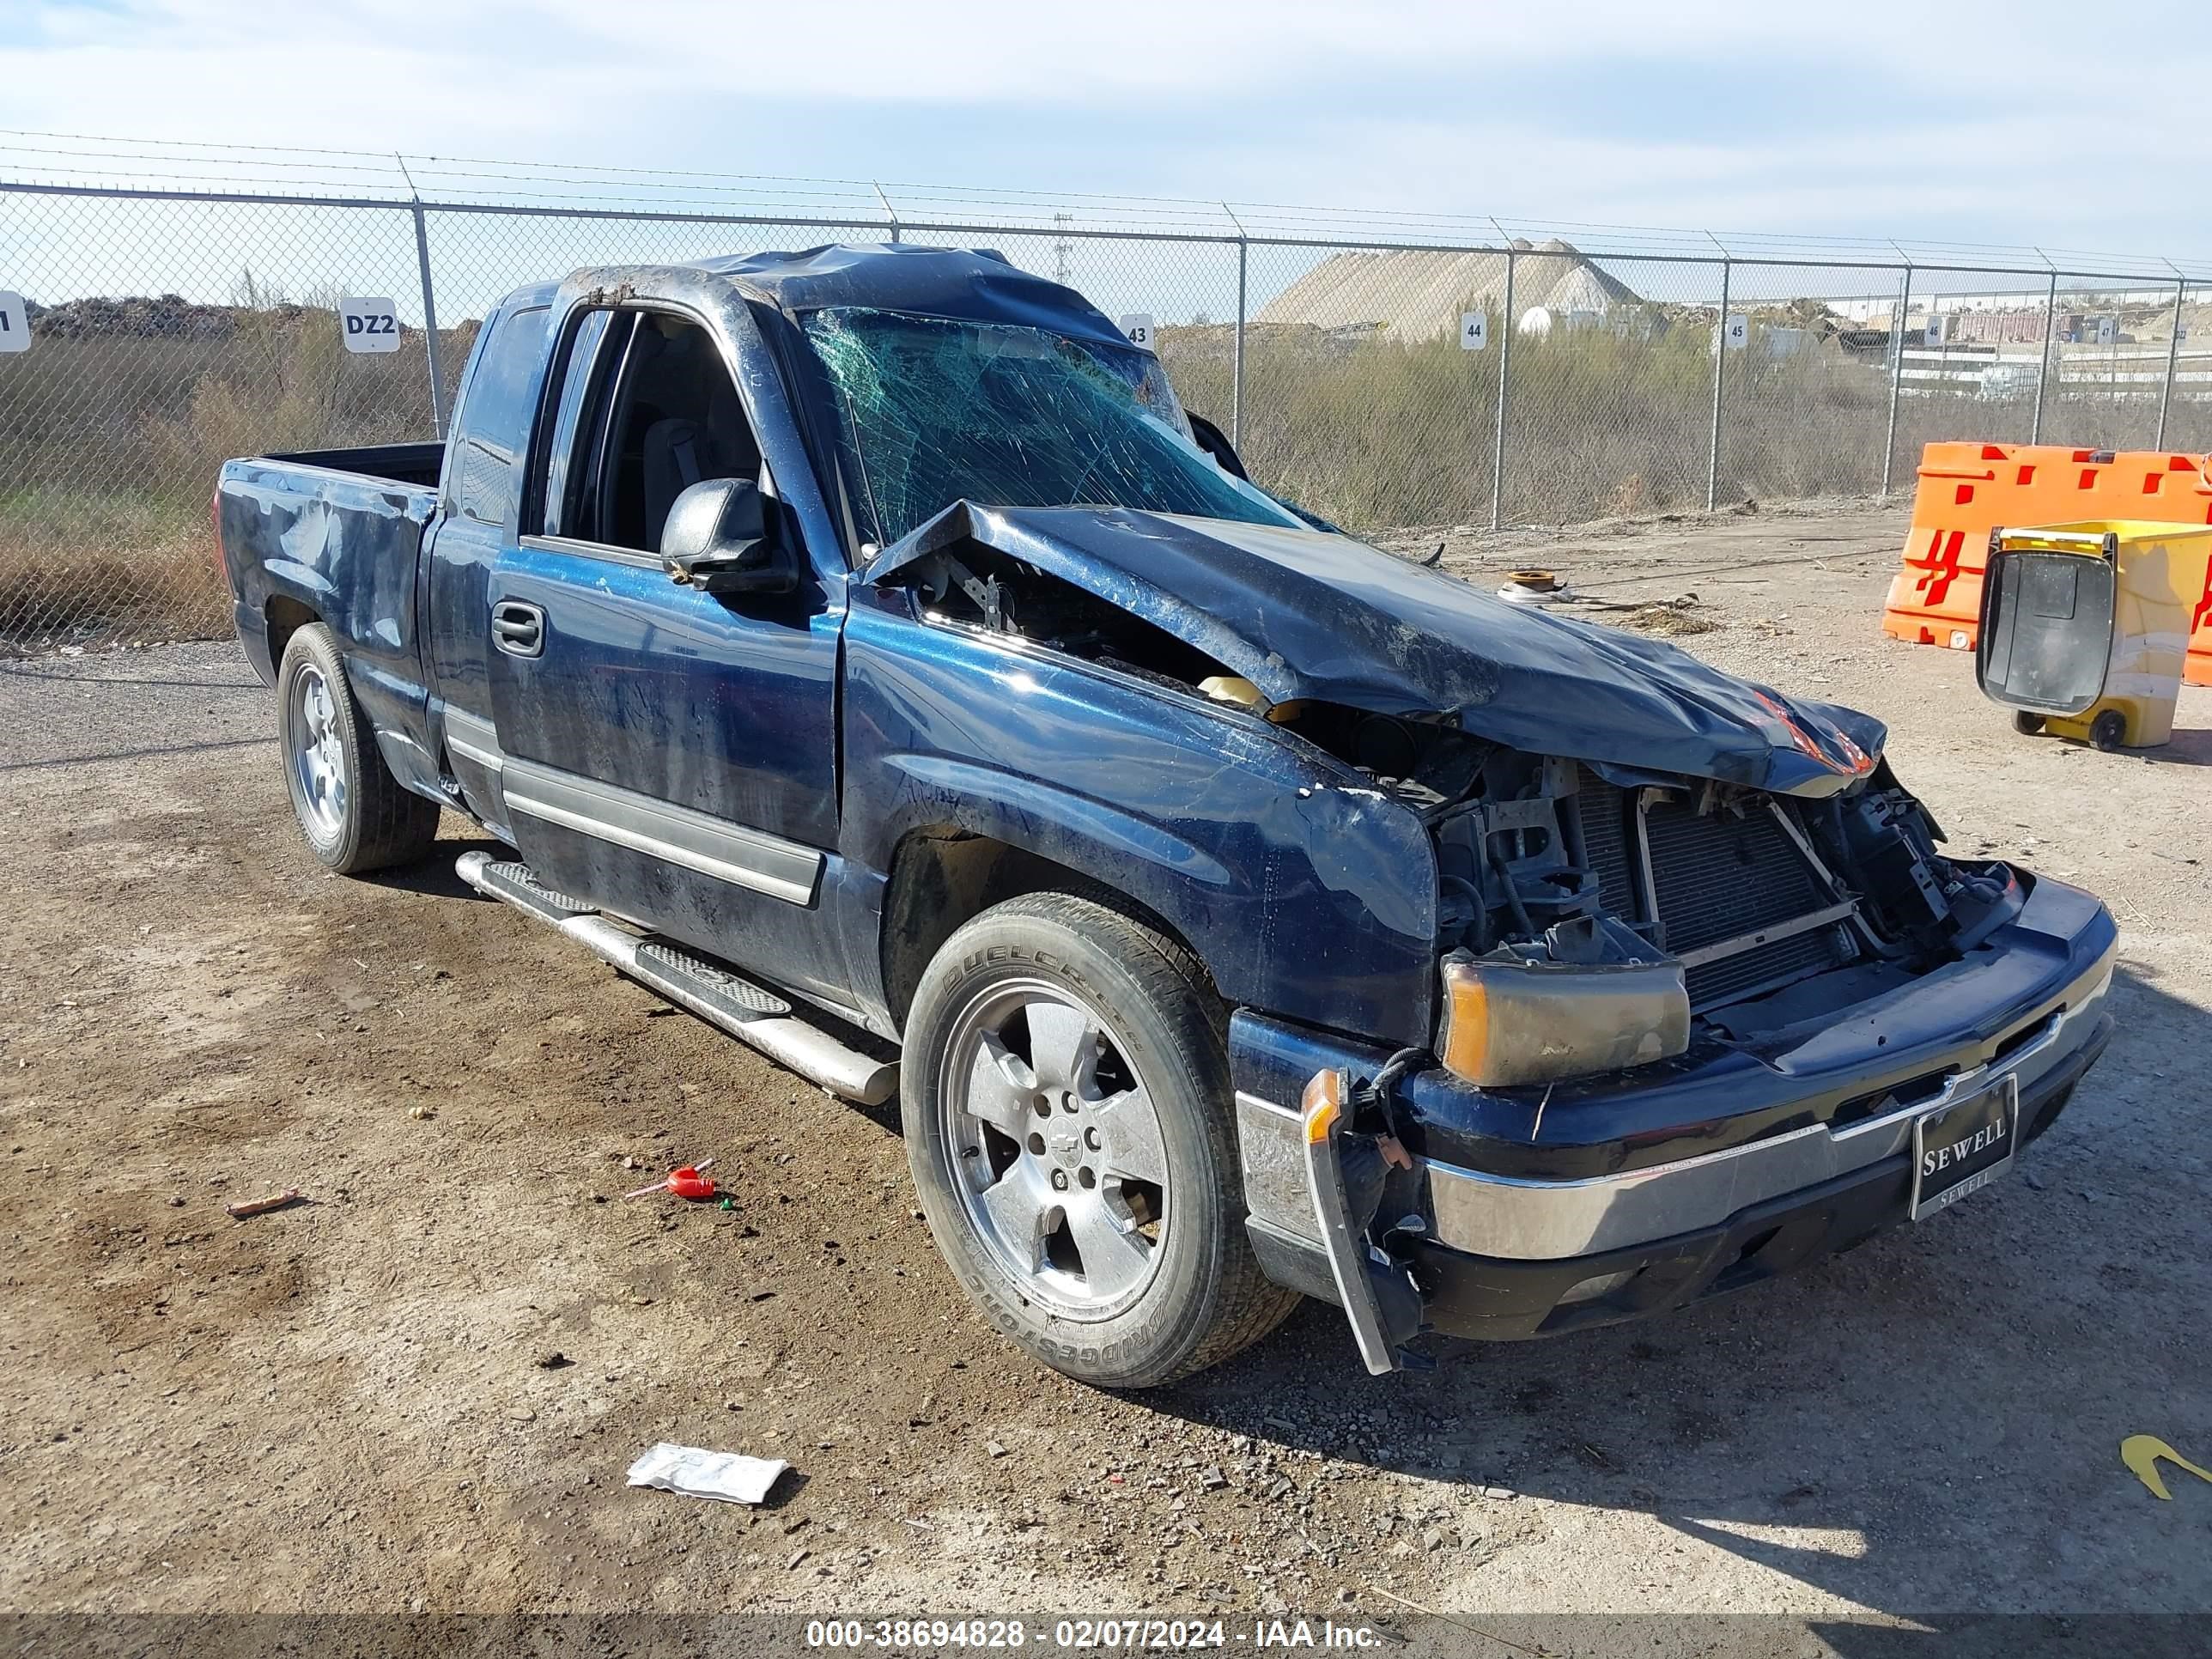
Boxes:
[1301,1066,1346,1144]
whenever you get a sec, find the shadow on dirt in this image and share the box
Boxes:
[365,832,510,902]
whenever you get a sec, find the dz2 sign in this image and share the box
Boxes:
[339,296,403,354]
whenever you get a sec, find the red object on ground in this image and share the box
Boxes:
[623,1158,719,1200]
[666,1165,718,1200]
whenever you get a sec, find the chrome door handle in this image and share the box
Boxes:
[491,599,544,659]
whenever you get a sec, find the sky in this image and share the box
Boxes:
[3,0,2209,268]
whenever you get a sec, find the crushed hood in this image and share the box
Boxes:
[864,503,1884,799]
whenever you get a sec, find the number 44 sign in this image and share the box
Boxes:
[0,290,29,354]
[1459,312,1487,351]
[339,296,402,354]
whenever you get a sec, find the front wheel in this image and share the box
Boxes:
[2088,709,2128,753]
[901,893,1297,1388]
[276,623,441,873]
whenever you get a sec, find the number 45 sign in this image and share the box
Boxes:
[0,290,29,354]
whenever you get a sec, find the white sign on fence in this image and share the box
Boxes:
[1117,313,1156,351]
[1459,311,1487,351]
[338,295,403,354]
[0,290,28,354]
[2094,315,2117,347]
[1924,317,1944,348]
[1723,314,1748,350]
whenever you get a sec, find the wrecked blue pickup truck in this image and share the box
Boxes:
[215,245,2116,1384]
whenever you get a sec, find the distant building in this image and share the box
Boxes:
[1255,238,1641,342]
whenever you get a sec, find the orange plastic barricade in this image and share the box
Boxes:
[1881,444,2212,659]
[2190,556,2212,688]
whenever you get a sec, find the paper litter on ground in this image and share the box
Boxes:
[625,1442,790,1505]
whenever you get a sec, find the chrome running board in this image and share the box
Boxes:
[456,852,897,1106]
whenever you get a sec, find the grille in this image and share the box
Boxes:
[1642,795,1828,955]
[1571,770,1849,1009]
[1686,925,1841,1007]
[1573,769,1638,921]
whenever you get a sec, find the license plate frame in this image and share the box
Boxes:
[1910,1073,2021,1220]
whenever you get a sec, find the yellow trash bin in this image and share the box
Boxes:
[1977,520,2212,750]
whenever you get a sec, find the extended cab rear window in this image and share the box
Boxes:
[452,304,550,526]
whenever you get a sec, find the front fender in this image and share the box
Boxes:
[842,599,1440,1047]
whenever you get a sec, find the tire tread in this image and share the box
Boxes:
[278,624,441,874]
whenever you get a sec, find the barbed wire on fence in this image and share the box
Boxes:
[4,133,2211,654]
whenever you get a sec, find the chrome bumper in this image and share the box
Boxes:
[1421,945,2116,1261]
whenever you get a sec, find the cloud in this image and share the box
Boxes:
[3,0,2208,264]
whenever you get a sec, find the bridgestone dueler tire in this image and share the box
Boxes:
[902,892,1299,1388]
[276,623,441,875]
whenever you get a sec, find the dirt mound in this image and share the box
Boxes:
[24,293,318,342]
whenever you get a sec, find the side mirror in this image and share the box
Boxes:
[660,477,795,595]
[1186,412,1250,482]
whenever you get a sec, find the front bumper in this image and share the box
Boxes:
[1230,873,2119,1355]
[1414,1006,2108,1340]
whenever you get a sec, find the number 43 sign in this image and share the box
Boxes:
[0,290,29,354]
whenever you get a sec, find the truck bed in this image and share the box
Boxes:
[215,448,444,749]
[260,441,445,490]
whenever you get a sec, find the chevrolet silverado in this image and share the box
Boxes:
[214,245,2117,1385]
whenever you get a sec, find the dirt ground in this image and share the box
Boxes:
[3,498,2209,1650]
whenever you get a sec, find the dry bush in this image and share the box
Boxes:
[0,302,465,653]
[1160,318,1899,535]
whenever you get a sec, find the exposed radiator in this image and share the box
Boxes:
[1574,768,1852,1009]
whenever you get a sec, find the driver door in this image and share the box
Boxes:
[483,295,849,1006]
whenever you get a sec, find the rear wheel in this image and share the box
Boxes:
[2088,709,2128,752]
[2011,710,2045,736]
[276,623,441,873]
[901,892,1297,1388]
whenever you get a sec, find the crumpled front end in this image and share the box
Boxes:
[862,502,1888,799]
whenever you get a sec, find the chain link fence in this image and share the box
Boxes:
[4,178,2210,654]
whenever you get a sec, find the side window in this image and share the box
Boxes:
[537,308,762,555]
[452,304,551,527]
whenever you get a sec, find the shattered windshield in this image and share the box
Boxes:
[801,307,1302,546]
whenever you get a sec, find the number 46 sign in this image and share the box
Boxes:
[0,290,29,354]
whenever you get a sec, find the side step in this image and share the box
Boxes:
[456,852,897,1106]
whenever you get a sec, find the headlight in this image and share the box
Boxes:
[1437,951,1689,1088]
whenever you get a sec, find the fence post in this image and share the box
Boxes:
[1490,246,1515,532]
[1881,264,1911,498]
[410,201,447,439]
[1231,234,1248,448]
[2030,270,2057,444]
[2156,276,2186,450]
[1706,258,1730,512]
